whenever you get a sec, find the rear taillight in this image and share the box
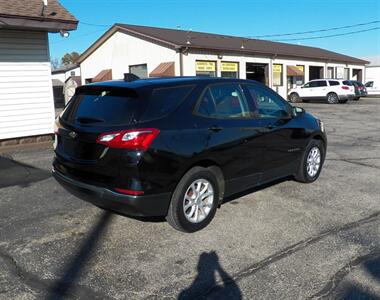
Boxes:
[341,86,349,90]
[96,128,160,150]
[54,117,63,135]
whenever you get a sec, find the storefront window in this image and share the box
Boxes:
[327,67,335,78]
[344,68,350,80]
[196,61,216,77]
[296,65,305,85]
[221,62,239,78]
[273,64,283,86]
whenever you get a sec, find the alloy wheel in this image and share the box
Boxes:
[306,146,321,178]
[183,179,214,224]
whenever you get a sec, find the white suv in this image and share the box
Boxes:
[288,79,355,104]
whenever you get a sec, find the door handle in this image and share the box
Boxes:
[208,125,223,132]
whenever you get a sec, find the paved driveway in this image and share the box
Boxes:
[1,98,380,300]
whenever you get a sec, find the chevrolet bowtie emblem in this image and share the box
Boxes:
[69,131,77,139]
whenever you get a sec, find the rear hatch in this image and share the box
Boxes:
[55,85,142,184]
[343,80,355,94]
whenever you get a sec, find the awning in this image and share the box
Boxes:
[149,62,175,77]
[287,66,304,76]
[92,69,112,82]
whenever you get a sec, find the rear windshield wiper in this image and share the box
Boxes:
[76,117,105,124]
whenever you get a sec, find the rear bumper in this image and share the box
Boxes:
[53,168,171,217]
[339,94,355,100]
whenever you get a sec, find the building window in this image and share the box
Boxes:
[129,64,148,78]
[343,68,350,80]
[272,64,283,86]
[221,62,239,78]
[195,61,216,77]
[70,71,75,76]
[296,65,305,84]
[327,67,334,78]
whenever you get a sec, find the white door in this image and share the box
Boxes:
[314,80,328,97]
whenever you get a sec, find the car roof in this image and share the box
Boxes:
[309,79,349,82]
[85,76,260,89]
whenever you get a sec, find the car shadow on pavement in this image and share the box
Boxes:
[178,251,242,300]
[46,211,114,300]
[0,155,51,188]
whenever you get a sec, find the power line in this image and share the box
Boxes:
[273,27,380,41]
[253,20,380,38]
[80,21,112,27]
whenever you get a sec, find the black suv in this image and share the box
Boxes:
[53,77,327,232]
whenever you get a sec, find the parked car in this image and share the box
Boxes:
[349,80,367,100]
[365,80,380,96]
[288,79,355,104]
[53,77,327,232]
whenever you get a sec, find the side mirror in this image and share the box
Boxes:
[291,106,305,117]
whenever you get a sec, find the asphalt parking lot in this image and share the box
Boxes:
[1,97,380,300]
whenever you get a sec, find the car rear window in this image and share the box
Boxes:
[329,80,340,86]
[343,80,352,86]
[139,85,194,122]
[61,87,140,126]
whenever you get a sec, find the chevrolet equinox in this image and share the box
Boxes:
[53,77,327,232]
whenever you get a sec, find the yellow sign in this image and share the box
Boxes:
[196,61,216,72]
[273,64,282,73]
[296,65,304,72]
[221,62,238,72]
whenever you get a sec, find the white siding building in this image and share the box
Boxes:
[51,64,80,83]
[78,24,367,99]
[0,0,77,141]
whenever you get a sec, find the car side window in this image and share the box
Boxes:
[317,80,327,87]
[308,81,319,88]
[196,83,251,119]
[244,84,291,119]
[365,81,373,87]
[329,80,340,86]
[303,82,311,88]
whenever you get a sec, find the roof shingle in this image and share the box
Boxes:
[114,23,367,65]
[0,0,77,23]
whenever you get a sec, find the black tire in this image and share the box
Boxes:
[294,139,325,183]
[166,167,219,232]
[354,97,360,101]
[289,93,301,103]
[327,92,339,104]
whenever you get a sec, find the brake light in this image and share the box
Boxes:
[97,128,160,150]
[341,86,349,90]
[114,188,144,195]
[54,117,63,135]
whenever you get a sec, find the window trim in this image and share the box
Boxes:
[193,82,252,120]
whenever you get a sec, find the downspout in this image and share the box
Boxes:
[176,46,184,76]
[180,48,184,76]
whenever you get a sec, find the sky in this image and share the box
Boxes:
[49,0,380,64]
